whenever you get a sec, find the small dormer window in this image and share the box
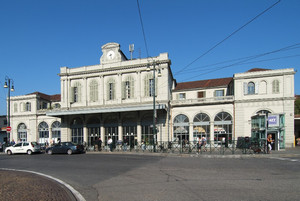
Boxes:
[179,93,186,100]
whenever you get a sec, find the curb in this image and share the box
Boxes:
[0,168,86,201]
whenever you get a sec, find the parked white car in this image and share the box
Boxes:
[5,142,41,155]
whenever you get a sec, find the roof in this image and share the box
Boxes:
[27,92,61,102]
[174,77,233,91]
[246,68,270,72]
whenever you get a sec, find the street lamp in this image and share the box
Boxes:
[147,61,161,152]
[4,76,14,143]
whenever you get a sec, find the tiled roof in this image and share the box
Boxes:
[174,77,232,91]
[27,92,61,102]
[247,68,270,72]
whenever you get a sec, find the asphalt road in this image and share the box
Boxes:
[0,152,299,201]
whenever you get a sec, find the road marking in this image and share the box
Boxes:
[0,168,86,201]
[269,157,299,162]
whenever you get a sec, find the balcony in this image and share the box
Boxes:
[171,96,234,106]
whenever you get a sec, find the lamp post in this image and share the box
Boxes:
[147,61,161,152]
[4,76,14,143]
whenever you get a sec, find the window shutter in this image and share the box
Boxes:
[255,82,259,94]
[78,85,81,102]
[243,82,248,95]
[112,83,115,100]
[144,78,149,97]
[70,87,74,103]
[121,81,125,99]
[106,82,109,100]
[131,80,135,98]
[155,78,158,96]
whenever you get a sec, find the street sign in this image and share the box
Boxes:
[6,126,11,132]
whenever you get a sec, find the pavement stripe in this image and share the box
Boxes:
[269,157,299,162]
[0,168,86,201]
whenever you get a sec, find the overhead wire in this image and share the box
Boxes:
[174,0,281,75]
[137,0,150,58]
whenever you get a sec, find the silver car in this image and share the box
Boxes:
[5,142,41,155]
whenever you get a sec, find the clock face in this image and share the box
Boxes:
[107,50,115,60]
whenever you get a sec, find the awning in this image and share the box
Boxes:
[47,104,166,117]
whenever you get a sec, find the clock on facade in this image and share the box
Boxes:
[107,50,115,60]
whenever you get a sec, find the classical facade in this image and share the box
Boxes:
[7,42,296,149]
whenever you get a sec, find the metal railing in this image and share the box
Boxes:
[86,138,267,155]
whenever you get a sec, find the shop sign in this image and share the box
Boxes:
[268,115,279,127]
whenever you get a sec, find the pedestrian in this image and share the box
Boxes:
[123,137,128,151]
[197,137,201,153]
[141,140,146,152]
[267,134,273,154]
[107,137,113,152]
[10,139,15,145]
[98,137,102,151]
[201,137,207,152]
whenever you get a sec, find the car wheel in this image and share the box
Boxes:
[47,150,52,155]
[7,150,12,155]
[27,150,32,155]
[67,149,72,155]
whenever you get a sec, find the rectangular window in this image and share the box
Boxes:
[179,93,186,100]
[197,91,205,98]
[109,83,114,100]
[74,87,78,102]
[214,90,224,97]
[125,81,130,99]
[149,79,154,97]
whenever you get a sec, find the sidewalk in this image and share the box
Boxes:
[0,170,76,201]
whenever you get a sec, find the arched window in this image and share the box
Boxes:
[25,102,31,111]
[38,122,49,144]
[51,121,61,143]
[173,114,189,142]
[247,82,255,94]
[104,115,118,146]
[87,117,100,147]
[122,115,137,148]
[259,81,267,94]
[71,118,83,144]
[193,113,210,143]
[257,110,271,116]
[272,80,280,93]
[17,123,27,142]
[89,80,98,102]
[214,112,232,147]
[141,114,154,145]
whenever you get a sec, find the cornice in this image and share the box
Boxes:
[59,59,171,77]
[234,96,295,103]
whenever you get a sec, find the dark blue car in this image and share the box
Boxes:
[46,142,85,155]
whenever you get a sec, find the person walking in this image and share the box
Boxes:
[267,134,273,154]
[97,137,102,151]
[123,137,128,151]
[107,137,113,152]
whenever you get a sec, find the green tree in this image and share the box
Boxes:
[295,98,300,114]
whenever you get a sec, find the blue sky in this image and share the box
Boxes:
[0,0,299,115]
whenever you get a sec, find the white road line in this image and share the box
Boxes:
[269,157,299,162]
[0,168,86,201]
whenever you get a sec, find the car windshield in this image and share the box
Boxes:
[31,142,39,145]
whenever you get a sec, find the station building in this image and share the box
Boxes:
[7,42,296,150]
